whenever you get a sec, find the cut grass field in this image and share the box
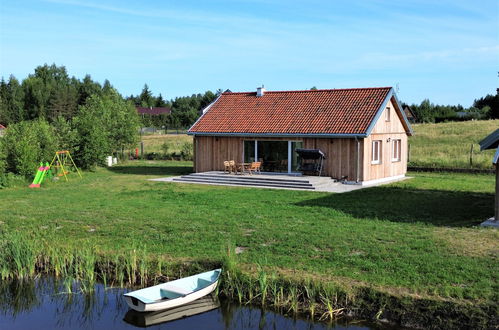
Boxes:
[409,119,499,169]
[139,134,192,154]
[0,161,497,307]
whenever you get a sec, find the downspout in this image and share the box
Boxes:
[355,137,360,183]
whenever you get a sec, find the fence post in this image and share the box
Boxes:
[140,141,144,159]
[469,144,474,167]
[407,143,411,163]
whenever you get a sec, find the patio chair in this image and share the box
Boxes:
[229,160,236,173]
[223,161,232,174]
[247,162,261,175]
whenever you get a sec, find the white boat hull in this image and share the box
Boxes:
[124,280,218,312]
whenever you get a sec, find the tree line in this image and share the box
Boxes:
[0,63,219,185]
[406,94,499,123]
[126,84,217,129]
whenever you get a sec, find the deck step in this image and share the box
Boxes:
[187,173,310,184]
[172,174,315,190]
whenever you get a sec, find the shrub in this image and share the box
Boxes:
[0,138,6,175]
[180,142,193,161]
[2,119,58,177]
[160,142,171,156]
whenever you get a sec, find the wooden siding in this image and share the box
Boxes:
[362,99,408,181]
[194,136,364,180]
[303,138,363,181]
[194,136,244,172]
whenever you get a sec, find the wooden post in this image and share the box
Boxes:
[495,164,498,221]
[407,143,411,163]
[470,144,474,167]
[140,141,144,158]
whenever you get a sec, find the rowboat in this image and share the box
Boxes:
[123,269,221,312]
[123,296,220,327]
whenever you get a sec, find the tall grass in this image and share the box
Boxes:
[409,120,499,169]
[0,233,493,328]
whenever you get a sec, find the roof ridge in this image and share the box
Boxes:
[224,87,392,94]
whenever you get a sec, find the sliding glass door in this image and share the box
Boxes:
[243,140,302,173]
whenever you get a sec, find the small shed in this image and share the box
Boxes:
[479,129,499,226]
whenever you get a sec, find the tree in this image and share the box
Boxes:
[474,93,499,119]
[0,76,26,124]
[73,90,139,168]
[139,84,154,107]
[78,74,102,105]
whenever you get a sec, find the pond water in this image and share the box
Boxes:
[0,278,388,329]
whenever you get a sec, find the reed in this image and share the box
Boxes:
[0,233,490,328]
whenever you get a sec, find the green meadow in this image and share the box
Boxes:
[0,161,496,315]
[408,119,499,169]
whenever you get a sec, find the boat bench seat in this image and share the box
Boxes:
[160,284,191,299]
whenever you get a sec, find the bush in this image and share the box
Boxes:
[160,142,170,156]
[0,172,26,189]
[2,119,58,177]
[145,152,164,160]
[180,142,193,161]
[0,138,6,175]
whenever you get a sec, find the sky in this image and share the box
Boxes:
[0,0,498,106]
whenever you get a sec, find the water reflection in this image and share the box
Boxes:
[0,278,380,329]
[124,296,220,327]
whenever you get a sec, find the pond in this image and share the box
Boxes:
[0,278,392,329]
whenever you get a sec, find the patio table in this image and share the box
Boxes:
[236,163,250,175]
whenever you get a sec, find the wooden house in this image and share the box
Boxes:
[188,87,413,185]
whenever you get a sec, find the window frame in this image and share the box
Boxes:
[385,106,391,122]
[392,139,401,162]
[371,140,382,165]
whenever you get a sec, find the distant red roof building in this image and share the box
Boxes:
[0,124,6,129]
[136,107,171,115]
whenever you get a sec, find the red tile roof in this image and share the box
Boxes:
[189,87,393,136]
[136,107,171,115]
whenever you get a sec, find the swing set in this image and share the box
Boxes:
[49,150,82,181]
[29,150,82,188]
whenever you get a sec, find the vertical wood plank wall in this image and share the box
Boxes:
[362,99,408,181]
[303,138,363,181]
[194,136,244,172]
[194,136,363,180]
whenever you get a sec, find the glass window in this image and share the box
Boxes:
[392,139,401,162]
[372,140,381,164]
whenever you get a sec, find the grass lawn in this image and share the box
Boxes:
[1,160,497,307]
[409,119,499,169]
